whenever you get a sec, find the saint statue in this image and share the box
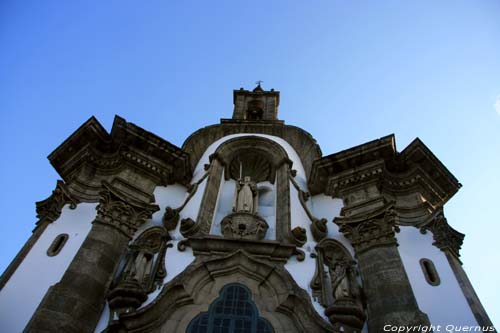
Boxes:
[330,260,351,300]
[234,176,258,213]
[324,252,356,301]
[127,249,154,284]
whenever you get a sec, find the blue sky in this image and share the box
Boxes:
[1,0,499,326]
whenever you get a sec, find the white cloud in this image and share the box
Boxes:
[495,95,500,115]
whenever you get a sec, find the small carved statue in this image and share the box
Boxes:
[128,249,154,283]
[106,227,172,330]
[310,239,366,331]
[327,258,355,301]
[234,176,258,213]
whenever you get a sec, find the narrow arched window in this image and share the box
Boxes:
[47,233,69,257]
[420,258,440,286]
[187,283,274,333]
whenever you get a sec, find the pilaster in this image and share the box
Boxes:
[335,204,430,331]
[24,183,159,333]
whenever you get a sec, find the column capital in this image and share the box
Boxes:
[334,203,398,254]
[421,209,464,260]
[94,182,159,238]
[35,180,79,223]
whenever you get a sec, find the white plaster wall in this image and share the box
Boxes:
[397,226,478,327]
[0,203,96,333]
[309,194,353,255]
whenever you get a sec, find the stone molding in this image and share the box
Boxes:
[177,236,303,263]
[113,250,335,332]
[182,121,321,178]
[334,203,398,254]
[309,135,461,210]
[192,136,295,244]
[48,116,191,202]
[94,182,159,239]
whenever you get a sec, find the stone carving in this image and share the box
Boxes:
[234,176,258,213]
[107,226,172,328]
[311,239,365,332]
[220,212,268,240]
[335,204,398,254]
[162,172,209,231]
[291,226,307,246]
[35,180,78,223]
[289,173,328,241]
[94,183,159,238]
[113,250,334,332]
[421,209,464,260]
[180,217,198,237]
[162,206,180,231]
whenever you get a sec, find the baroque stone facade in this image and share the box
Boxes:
[0,85,495,333]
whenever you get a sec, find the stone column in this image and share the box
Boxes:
[335,205,430,332]
[24,184,159,333]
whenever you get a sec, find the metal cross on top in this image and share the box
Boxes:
[255,80,263,86]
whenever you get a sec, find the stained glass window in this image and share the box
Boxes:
[187,284,273,333]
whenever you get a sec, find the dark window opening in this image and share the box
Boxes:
[420,258,440,286]
[47,233,69,257]
[187,283,274,333]
[246,100,264,120]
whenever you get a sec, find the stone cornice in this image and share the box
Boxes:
[309,135,395,195]
[309,135,461,207]
[178,236,301,263]
[48,116,191,201]
[399,138,461,203]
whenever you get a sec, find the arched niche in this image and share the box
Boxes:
[193,136,294,243]
[114,250,335,333]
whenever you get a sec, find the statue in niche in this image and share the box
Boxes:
[325,254,356,301]
[310,239,365,331]
[106,227,172,328]
[234,176,258,214]
[128,248,154,283]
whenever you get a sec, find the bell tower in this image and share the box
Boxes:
[232,83,280,121]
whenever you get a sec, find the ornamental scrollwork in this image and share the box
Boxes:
[420,209,464,260]
[35,180,78,223]
[94,184,159,238]
[335,204,398,254]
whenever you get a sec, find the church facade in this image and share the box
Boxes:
[0,85,495,333]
